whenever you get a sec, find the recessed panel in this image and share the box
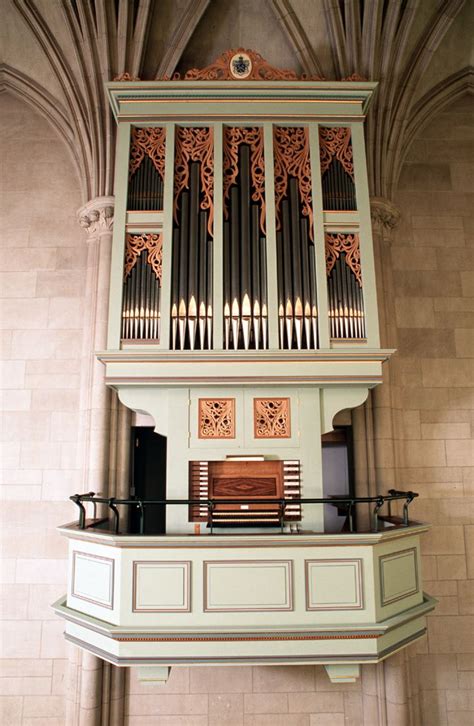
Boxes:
[380,548,419,606]
[133,561,191,612]
[204,560,293,611]
[72,551,114,609]
[305,559,363,610]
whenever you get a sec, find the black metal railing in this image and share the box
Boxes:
[70,489,418,536]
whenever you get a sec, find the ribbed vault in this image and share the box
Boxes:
[3,0,472,209]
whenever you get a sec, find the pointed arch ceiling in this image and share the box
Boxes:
[3,0,471,204]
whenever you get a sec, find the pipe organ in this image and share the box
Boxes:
[56,50,434,682]
[113,70,371,354]
[102,48,388,533]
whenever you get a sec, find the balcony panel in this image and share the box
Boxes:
[55,522,435,674]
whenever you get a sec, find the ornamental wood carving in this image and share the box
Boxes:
[223,127,266,234]
[319,127,354,179]
[114,72,140,81]
[129,127,166,180]
[174,127,214,237]
[124,233,163,281]
[325,233,362,286]
[175,48,308,81]
[254,398,291,439]
[199,399,235,439]
[273,127,314,241]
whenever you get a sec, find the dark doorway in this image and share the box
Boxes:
[322,426,355,532]
[129,427,167,534]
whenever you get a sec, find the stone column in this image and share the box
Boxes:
[66,197,128,726]
[353,198,420,726]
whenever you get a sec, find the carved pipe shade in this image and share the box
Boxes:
[124,233,163,281]
[129,127,166,180]
[223,127,266,235]
[319,127,354,179]
[174,127,214,237]
[254,398,291,438]
[325,233,362,286]
[198,398,236,439]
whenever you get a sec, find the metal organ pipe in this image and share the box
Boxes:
[230,185,241,349]
[187,162,200,349]
[252,204,262,349]
[239,145,252,350]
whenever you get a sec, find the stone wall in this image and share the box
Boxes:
[0,94,86,724]
[392,95,474,726]
[0,90,472,726]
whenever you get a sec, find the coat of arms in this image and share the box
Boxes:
[230,52,252,79]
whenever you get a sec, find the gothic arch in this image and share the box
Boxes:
[0,64,85,196]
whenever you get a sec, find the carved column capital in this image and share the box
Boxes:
[370,197,401,241]
[78,196,115,241]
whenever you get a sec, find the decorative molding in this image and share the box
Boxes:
[223,127,266,235]
[174,126,214,237]
[132,561,191,612]
[71,551,114,609]
[78,196,115,241]
[325,233,362,285]
[203,560,293,612]
[254,398,291,438]
[380,548,419,606]
[273,127,313,240]
[370,197,401,239]
[124,233,163,281]
[198,398,235,439]
[129,127,166,180]
[175,48,306,81]
[305,559,364,611]
[319,127,354,179]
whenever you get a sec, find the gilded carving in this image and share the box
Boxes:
[319,127,354,179]
[174,127,214,237]
[254,398,291,439]
[124,233,163,281]
[129,127,166,180]
[175,48,303,81]
[223,127,266,234]
[325,233,362,286]
[273,126,313,240]
[199,399,235,439]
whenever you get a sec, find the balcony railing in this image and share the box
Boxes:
[70,489,418,535]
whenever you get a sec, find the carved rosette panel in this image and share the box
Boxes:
[129,127,166,180]
[325,233,362,286]
[273,126,314,240]
[223,127,266,234]
[174,127,214,237]
[199,399,235,439]
[254,398,291,439]
[319,128,354,179]
[175,48,310,81]
[124,233,163,281]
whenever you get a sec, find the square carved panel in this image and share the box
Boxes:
[254,398,291,438]
[198,398,236,439]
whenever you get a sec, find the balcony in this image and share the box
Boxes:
[53,492,436,684]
